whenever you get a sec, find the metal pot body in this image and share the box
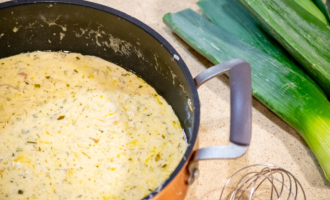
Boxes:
[0,1,252,199]
[0,1,200,199]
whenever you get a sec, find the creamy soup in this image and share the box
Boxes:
[0,52,187,200]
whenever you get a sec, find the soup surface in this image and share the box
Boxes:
[0,52,187,200]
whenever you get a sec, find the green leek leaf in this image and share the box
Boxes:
[164,8,330,181]
[314,0,330,22]
[238,0,330,97]
[294,0,329,25]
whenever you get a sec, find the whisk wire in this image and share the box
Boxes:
[251,169,281,199]
[237,171,281,199]
[219,164,306,200]
[234,172,260,198]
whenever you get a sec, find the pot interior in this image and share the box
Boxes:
[0,0,200,198]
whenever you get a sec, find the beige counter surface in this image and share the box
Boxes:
[1,0,329,199]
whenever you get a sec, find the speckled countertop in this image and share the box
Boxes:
[1,0,329,199]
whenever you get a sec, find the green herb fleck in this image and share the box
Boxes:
[34,84,40,88]
[74,69,78,73]
[27,141,37,144]
[57,115,65,120]
[139,85,143,88]
[45,76,50,79]
[162,164,167,168]
[18,190,23,194]
[82,152,90,159]
[76,56,80,60]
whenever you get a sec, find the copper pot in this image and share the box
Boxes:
[0,1,252,199]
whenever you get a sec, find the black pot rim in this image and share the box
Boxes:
[0,0,201,199]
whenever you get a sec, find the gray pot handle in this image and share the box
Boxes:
[187,59,252,185]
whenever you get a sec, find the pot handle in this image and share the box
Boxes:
[187,59,252,185]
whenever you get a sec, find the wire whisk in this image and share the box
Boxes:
[219,164,306,200]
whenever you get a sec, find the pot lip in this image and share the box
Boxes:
[0,0,201,198]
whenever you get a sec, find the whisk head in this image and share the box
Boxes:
[219,164,306,200]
